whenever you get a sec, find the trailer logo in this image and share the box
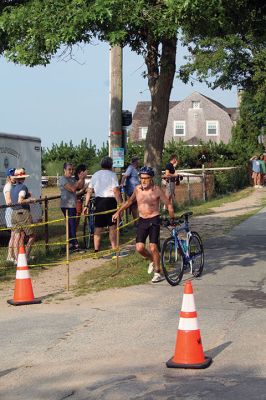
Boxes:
[0,146,20,159]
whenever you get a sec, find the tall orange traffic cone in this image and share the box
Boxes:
[166,281,212,369]
[7,246,41,306]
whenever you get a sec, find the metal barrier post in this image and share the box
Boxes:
[44,196,49,254]
[116,216,120,269]
[202,166,207,201]
[187,176,191,205]
[66,209,70,291]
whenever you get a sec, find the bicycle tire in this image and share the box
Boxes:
[161,237,184,286]
[83,216,93,249]
[188,231,204,277]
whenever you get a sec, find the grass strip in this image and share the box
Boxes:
[74,252,150,295]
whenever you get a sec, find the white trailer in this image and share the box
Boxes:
[0,132,42,224]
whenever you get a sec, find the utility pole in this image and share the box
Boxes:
[109,45,123,166]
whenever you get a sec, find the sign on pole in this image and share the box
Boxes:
[112,147,124,168]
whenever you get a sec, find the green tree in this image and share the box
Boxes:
[178,1,266,92]
[0,0,178,178]
[1,0,265,178]
[231,90,265,163]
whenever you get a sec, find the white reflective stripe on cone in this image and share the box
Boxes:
[17,255,27,267]
[181,294,196,312]
[178,317,199,331]
[16,270,31,279]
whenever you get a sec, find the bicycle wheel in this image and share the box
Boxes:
[83,216,92,249]
[188,231,204,277]
[161,237,184,286]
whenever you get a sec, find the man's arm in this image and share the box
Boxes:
[120,173,129,187]
[18,190,36,204]
[5,190,12,206]
[113,187,122,206]
[165,168,175,177]
[112,191,137,221]
[63,171,86,193]
[83,187,93,213]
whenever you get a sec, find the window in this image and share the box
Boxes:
[174,121,186,136]
[192,101,200,109]
[206,121,219,136]
[139,127,148,139]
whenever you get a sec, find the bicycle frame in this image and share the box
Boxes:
[169,218,193,273]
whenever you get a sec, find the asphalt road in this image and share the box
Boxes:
[0,208,266,400]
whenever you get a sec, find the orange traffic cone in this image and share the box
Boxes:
[166,281,212,369]
[7,246,42,306]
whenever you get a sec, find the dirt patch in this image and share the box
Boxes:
[2,188,266,304]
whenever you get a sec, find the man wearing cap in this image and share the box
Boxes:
[112,166,174,283]
[10,168,36,261]
[120,156,140,220]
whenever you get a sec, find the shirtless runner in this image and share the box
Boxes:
[112,166,175,283]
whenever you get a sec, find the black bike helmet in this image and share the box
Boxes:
[139,166,155,177]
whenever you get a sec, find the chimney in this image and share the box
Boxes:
[237,89,244,109]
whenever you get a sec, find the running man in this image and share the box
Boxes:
[112,166,174,283]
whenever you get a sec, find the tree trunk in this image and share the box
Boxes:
[144,35,177,182]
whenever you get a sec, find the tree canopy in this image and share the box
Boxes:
[0,0,265,175]
[178,0,266,93]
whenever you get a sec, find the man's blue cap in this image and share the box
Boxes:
[6,168,15,177]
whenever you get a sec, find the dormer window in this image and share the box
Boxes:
[139,127,148,139]
[192,101,200,109]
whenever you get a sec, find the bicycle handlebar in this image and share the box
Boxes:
[160,211,193,227]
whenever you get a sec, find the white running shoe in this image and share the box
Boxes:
[151,272,165,283]
[147,262,154,274]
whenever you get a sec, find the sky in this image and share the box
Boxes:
[0,41,238,150]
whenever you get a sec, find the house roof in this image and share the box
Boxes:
[132,93,237,123]
[132,101,179,124]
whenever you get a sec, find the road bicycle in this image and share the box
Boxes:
[83,197,95,249]
[161,211,204,286]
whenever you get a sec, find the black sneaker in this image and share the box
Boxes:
[70,247,85,254]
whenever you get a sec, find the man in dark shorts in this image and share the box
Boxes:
[84,156,122,252]
[112,166,174,283]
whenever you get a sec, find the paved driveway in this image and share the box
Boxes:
[0,209,266,399]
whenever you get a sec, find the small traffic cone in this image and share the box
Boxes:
[7,246,41,306]
[166,281,212,369]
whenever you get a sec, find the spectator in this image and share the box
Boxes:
[112,166,174,283]
[250,155,262,188]
[120,156,140,220]
[164,154,182,205]
[3,168,16,263]
[60,162,87,252]
[84,156,122,252]
[10,168,36,261]
[259,154,266,186]
[74,164,88,228]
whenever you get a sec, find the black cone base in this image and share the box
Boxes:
[7,298,42,306]
[166,356,212,369]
